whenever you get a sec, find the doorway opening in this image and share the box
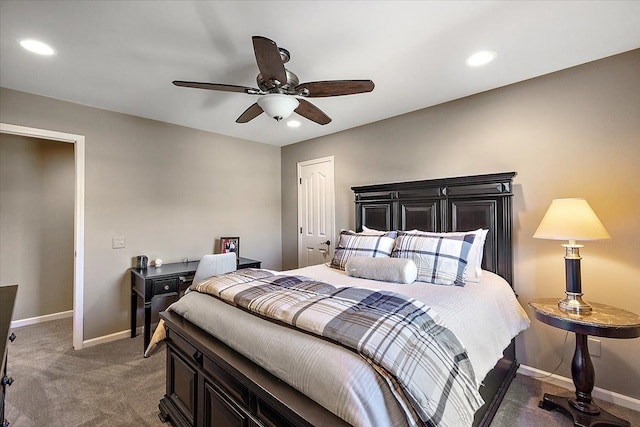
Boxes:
[0,123,85,350]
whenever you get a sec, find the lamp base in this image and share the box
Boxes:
[558,293,592,314]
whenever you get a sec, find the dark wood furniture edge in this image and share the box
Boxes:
[1,285,18,427]
[237,257,261,269]
[159,310,350,427]
[0,286,17,374]
[532,311,640,339]
[351,171,517,193]
[475,355,519,427]
[530,299,640,339]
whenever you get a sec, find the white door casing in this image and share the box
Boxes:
[297,157,335,268]
[0,123,85,350]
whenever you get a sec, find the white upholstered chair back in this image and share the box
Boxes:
[193,253,237,286]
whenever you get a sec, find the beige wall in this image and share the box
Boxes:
[0,87,282,340]
[281,50,640,399]
[0,134,74,319]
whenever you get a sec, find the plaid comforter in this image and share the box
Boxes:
[192,269,484,426]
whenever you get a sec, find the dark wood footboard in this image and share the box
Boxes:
[159,309,517,427]
[158,310,350,427]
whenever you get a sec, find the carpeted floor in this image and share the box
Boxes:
[5,318,165,426]
[4,318,639,426]
[491,372,640,427]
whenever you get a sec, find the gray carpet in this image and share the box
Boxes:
[4,318,639,426]
[5,318,165,426]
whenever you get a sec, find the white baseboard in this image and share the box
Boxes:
[10,312,147,350]
[82,326,145,349]
[518,364,640,412]
[10,309,73,328]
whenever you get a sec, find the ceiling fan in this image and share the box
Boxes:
[173,36,375,125]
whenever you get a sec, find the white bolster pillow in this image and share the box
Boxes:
[345,257,417,284]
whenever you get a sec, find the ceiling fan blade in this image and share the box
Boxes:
[252,36,287,87]
[236,103,264,123]
[295,99,331,125]
[295,80,375,97]
[173,81,260,94]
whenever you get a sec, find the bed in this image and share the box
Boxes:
[155,172,529,427]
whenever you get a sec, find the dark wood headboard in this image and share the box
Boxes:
[352,172,517,284]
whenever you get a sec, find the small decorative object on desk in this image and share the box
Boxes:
[220,236,240,259]
[155,258,162,267]
[136,255,148,269]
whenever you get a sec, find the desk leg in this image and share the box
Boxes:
[539,332,630,427]
[131,290,137,338]
[143,302,151,353]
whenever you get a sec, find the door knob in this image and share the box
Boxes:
[322,240,330,246]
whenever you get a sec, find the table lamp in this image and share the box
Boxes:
[533,198,611,314]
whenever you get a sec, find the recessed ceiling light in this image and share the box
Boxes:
[20,39,55,56]
[287,120,301,128]
[465,51,496,67]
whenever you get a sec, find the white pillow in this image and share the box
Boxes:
[345,257,417,284]
[345,227,387,236]
[403,229,487,282]
[361,225,387,235]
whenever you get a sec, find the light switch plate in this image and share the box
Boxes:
[112,236,126,249]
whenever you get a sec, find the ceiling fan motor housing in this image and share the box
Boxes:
[257,68,299,93]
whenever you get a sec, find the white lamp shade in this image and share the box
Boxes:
[257,94,299,121]
[533,198,611,241]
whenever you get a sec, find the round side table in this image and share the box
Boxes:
[529,299,640,427]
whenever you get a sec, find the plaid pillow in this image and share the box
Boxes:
[330,231,397,270]
[403,229,488,282]
[391,231,476,286]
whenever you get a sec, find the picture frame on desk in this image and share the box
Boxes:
[220,236,239,259]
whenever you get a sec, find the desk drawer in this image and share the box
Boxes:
[154,278,178,295]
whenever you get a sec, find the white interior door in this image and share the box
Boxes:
[297,156,335,267]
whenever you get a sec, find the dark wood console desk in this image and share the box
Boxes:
[237,257,261,269]
[1,285,18,427]
[131,257,261,353]
[131,261,199,353]
[529,299,640,427]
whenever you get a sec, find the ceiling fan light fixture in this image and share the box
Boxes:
[257,94,299,122]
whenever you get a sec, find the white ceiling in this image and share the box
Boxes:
[1,1,639,147]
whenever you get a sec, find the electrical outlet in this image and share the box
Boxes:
[588,338,601,357]
[112,236,126,249]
